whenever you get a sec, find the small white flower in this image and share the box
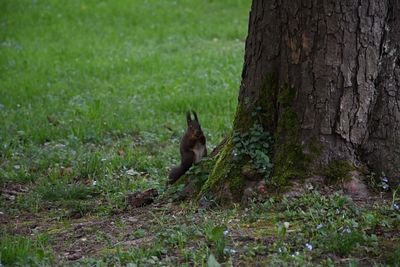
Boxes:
[223,248,236,254]
[55,143,66,148]
[13,165,21,170]
[316,224,323,230]
[383,184,389,190]
[284,222,290,229]
[393,203,399,210]
[278,248,282,253]
[101,158,107,162]
[291,251,300,257]
[126,169,139,176]
[92,180,97,186]
[305,243,313,251]
[343,228,352,234]
[382,177,389,183]
[306,183,314,190]
[223,230,229,236]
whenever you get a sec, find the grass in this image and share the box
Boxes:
[1,0,248,210]
[1,0,400,266]
[1,0,244,145]
[0,234,54,266]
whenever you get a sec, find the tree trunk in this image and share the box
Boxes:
[200,0,400,202]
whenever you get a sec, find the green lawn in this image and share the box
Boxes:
[1,1,399,266]
[0,0,248,187]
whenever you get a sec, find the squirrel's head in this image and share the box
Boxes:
[186,110,203,138]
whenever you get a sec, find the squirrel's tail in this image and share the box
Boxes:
[168,165,190,185]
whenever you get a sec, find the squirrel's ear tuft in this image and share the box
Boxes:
[186,111,192,125]
[192,110,199,122]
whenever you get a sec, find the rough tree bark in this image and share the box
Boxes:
[199,0,400,202]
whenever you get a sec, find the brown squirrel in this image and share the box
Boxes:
[168,111,207,184]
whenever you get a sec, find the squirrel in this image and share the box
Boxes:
[168,111,207,185]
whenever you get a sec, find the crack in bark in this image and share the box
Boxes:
[349,0,362,146]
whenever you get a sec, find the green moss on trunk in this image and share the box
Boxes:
[271,86,324,185]
[198,136,245,203]
[323,160,354,182]
[197,74,323,203]
[272,85,306,185]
